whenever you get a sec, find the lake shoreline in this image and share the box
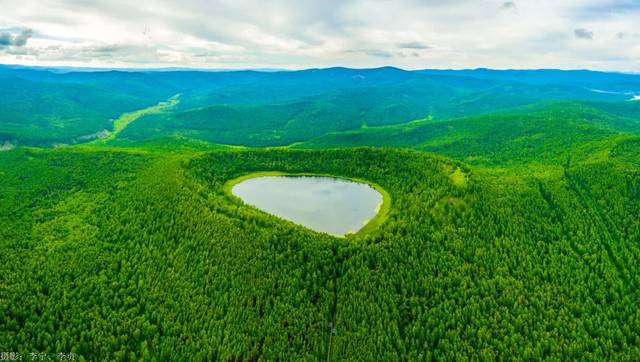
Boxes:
[222,171,391,238]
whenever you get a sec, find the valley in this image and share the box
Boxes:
[91,94,180,144]
[0,66,639,360]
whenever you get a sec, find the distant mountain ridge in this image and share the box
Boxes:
[1,64,639,147]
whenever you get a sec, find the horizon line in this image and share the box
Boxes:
[1,62,639,75]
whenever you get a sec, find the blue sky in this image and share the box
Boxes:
[0,0,639,70]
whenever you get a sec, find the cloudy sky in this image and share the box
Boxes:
[0,0,639,70]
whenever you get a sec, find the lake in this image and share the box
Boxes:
[231,175,383,236]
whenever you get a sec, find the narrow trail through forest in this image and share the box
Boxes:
[325,247,340,362]
[537,181,585,258]
[563,167,638,291]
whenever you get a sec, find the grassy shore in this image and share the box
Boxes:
[222,171,391,238]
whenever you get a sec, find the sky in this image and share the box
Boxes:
[0,0,639,71]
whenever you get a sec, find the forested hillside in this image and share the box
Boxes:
[1,66,640,360]
[2,66,638,147]
[1,140,639,360]
[298,102,640,165]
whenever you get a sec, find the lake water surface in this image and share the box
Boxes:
[232,175,383,236]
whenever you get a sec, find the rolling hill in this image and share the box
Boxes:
[2,66,639,147]
[1,66,640,360]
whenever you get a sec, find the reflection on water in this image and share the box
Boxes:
[232,176,382,236]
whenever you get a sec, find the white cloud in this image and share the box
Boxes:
[0,0,639,70]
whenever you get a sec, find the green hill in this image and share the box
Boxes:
[297,102,639,165]
[1,145,639,360]
[2,66,638,147]
[1,66,640,360]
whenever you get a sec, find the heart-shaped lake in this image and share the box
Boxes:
[231,175,385,236]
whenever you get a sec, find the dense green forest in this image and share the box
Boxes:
[1,66,639,360]
[2,65,637,147]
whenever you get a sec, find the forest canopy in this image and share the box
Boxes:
[1,66,639,360]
